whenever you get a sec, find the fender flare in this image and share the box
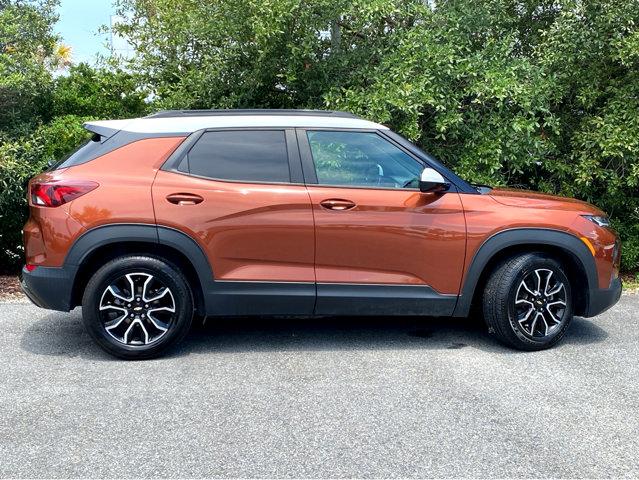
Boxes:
[65,223,215,311]
[453,228,598,317]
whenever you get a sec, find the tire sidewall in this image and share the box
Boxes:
[82,256,193,359]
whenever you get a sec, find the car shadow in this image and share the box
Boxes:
[20,309,609,361]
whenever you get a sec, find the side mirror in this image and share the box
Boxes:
[419,167,450,193]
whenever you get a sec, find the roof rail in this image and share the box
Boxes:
[145,109,360,119]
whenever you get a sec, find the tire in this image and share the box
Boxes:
[81,255,194,359]
[482,253,573,351]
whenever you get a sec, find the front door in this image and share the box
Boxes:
[298,129,467,315]
[153,128,315,315]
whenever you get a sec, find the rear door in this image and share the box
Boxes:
[153,128,315,315]
[298,129,467,316]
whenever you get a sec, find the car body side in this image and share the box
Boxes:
[21,122,621,320]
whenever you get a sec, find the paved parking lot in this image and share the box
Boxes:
[0,294,637,478]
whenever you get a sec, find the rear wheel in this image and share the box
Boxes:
[482,253,573,351]
[82,255,193,359]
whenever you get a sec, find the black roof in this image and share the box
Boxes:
[145,109,360,119]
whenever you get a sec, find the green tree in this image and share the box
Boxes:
[51,63,148,119]
[0,0,59,137]
[112,0,414,109]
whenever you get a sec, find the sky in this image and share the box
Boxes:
[55,0,122,65]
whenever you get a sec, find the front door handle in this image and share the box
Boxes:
[166,193,204,206]
[319,199,357,211]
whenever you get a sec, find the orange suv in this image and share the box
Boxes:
[20,110,622,358]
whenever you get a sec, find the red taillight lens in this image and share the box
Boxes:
[30,181,98,207]
[25,264,38,272]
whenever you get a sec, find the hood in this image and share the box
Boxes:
[489,188,605,215]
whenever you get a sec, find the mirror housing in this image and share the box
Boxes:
[419,167,450,193]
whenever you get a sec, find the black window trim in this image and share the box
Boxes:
[296,127,460,193]
[160,127,305,186]
[381,130,478,194]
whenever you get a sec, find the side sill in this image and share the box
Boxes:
[315,283,456,316]
[206,281,316,316]
[203,281,458,317]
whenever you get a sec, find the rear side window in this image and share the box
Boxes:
[187,130,290,183]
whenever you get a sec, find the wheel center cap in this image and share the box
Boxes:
[133,306,144,312]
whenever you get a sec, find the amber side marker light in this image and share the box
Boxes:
[580,236,596,256]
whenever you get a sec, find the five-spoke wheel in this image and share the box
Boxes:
[514,268,567,338]
[482,253,573,351]
[82,255,193,359]
[99,272,176,345]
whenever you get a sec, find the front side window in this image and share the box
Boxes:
[188,130,290,183]
[307,131,423,189]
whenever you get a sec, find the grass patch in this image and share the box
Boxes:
[621,273,639,293]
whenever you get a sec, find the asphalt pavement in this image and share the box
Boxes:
[0,294,637,478]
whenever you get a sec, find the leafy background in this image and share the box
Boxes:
[1,0,638,274]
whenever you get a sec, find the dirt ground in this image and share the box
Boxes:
[0,275,23,300]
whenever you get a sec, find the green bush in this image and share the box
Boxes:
[0,115,89,270]
[51,63,148,119]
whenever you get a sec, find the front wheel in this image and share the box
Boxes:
[82,255,193,359]
[482,253,573,351]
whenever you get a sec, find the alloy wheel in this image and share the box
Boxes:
[98,272,176,346]
[514,268,567,338]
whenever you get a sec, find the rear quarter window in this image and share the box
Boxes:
[48,132,102,171]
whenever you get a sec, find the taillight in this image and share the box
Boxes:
[25,264,38,272]
[30,181,98,207]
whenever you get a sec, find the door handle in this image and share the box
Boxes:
[319,199,357,211]
[166,193,204,206]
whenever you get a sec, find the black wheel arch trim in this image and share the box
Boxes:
[453,228,598,317]
[65,223,216,312]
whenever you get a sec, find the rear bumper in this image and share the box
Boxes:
[19,265,76,312]
[584,277,622,317]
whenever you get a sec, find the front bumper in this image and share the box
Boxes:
[585,277,622,317]
[20,265,77,312]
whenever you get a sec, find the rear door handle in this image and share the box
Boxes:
[319,199,357,211]
[166,193,204,205]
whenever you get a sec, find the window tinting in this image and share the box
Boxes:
[48,131,99,171]
[188,130,290,183]
[307,131,423,189]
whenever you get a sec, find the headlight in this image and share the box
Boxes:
[582,215,610,228]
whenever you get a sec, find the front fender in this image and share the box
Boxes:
[453,228,598,317]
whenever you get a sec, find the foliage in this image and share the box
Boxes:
[0,0,59,137]
[0,116,89,269]
[112,0,405,109]
[51,63,148,119]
